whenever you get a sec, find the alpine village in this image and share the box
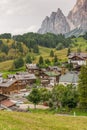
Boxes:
[0,0,87,130]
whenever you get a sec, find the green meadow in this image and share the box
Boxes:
[0,111,87,130]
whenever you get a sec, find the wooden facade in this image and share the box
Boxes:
[68,53,87,66]
[0,73,36,95]
[0,80,25,94]
[26,64,39,75]
[39,69,60,86]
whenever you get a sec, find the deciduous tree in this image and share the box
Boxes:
[27,88,41,109]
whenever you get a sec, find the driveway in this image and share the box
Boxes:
[19,104,49,110]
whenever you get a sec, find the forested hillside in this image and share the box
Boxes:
[0,32,87,71]
[0,39,28,62]
[13,33,72,48]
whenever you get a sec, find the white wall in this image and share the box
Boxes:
[59,82,78,86]
[68,59,86,65]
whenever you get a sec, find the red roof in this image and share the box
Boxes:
[1,99,15,107]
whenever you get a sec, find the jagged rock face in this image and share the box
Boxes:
[38,0,87,36]
[38,9,70,34]
[68,0,87,30]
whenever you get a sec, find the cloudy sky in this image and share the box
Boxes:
[0,0,76,34]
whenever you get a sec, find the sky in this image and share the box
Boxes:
[0,0,76,35]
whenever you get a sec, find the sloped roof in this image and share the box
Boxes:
[1,99,15,107]
[0,79,17,88]
[16,72,29,75]
[8,73,36,81]
[45,71,60,77]
[59,72,79,84]
[68,53,87,59]
[15,74,36,80]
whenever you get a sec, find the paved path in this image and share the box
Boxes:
[19,104,49,110]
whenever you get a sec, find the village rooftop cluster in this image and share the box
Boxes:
[0,52,87,111]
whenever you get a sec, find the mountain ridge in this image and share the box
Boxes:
[38,0,87,36]
[38,8,70,34]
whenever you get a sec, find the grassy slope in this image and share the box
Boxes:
[0,60,13,71]
[0,111,87,130]
[0,37,87,71]
[72,37,87,51]
[0,47,68,71]
[37,37,87,61]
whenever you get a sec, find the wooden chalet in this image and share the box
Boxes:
[26,64,39,75]
[15,72,36,86]
[8,72,36,85]
[68,53,87,66]
[46,66,62,73]
[41,80,50,87]
[0,94,15,110]
[39,69,61,86]
[0,79,21,94]
[0,72,36,95]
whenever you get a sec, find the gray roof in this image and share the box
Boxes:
[26,64,38,69]
[15,74,36,80]
[68,53,87,59]
[59,72,79,84]
[16,72,29,75]
[45,71,60,77]
[8,72,36,81]
[0,79,17,88]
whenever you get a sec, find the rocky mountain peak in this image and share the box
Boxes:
[77,0,86,5]
[68,0,87,29]
[57,8,63,14]
[71,0,87,13]
[38,0,87,36]
[45,16,49,20]
[38,8,70,34]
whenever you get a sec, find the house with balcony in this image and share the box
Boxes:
[0,72,36,95]
[68,53,87,66]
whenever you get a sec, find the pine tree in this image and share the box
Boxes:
[13,57,24,69]
[38,56,44,65]
[25,54,32,63]
[50,50,54,57]
[78,65,87,109]
[53,55,58,65]
[67,47,71,56]
[37,56,44,68]
[45,59,51,65]
[33,45,39,53]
